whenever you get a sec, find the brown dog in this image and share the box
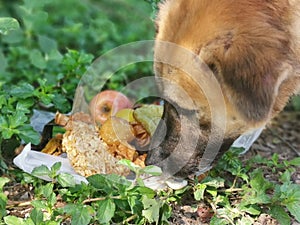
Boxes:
[146,0,300,177]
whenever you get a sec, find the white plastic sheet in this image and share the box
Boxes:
[231,127,265,154]
[13,143,88,184]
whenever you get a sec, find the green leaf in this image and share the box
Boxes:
[0,177,9,190]
[239,204,261,216]
[130,186,156,199]
[18,125,41,145]
[0,116,8,128]
[237,216,255,225]
[22,173,37,184]
[8,111,28,128]
[64,204,92,225]
[41,183,54,199]
[57,173,76,188]
[207,188,218,198]
[216,207,240,223]
[31,200,48,210]
[285,191,300,222]
[39,93,54,105]
[286,202,300,223]
[1,127,17,139]
[4,216,25,225]
[87,174,112,191]
[30,208,44,225]
[160,202,172,223]
[30,49,47,69]
[128,195,141,214]
[97,198,116,224]
[48,192,57,207]
[202,177,225,189]
[50,162,62,176]
[16,100,35,113]
[280,170,292,183]
[0,95,6,108]
[140,165,162,176]
[288,157,300,166]
[271,154,279,166]
[10,83,35,99]
[48,49,63,61]
[279,183,300,222]
[0,159,8,172]
[52,93,70,113]
[0,193,8,218]
[136,177,145,186]
[142,196,160,224]
[248,169,273,204]
[194,184,207,201]
[1,29,24,43]
[38,35,58,54]
[32,165,51,178]
[87,174,130,192]
[0,17,19,35]
[0,179,8,217]
[118,159,140,173]
[269,205,291,225]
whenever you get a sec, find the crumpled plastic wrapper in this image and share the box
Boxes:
[13,143,88,184]
[231,127,264,154]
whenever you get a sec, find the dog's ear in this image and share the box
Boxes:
[199,29,292,123]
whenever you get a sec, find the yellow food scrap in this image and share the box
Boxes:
[41,134,63,156]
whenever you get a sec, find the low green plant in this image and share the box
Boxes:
[0,0,155,159]
[0,13,94,159]
[1,148,299,224]
[3,160,173,225]
[194,148,300,225]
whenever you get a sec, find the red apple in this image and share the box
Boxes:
[89,90,133,124]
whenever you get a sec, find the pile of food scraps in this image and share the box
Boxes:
[41,90,163,177]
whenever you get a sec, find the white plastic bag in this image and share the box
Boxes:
[13,143,88,184]
[231,127,264,154]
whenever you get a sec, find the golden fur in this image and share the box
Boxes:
[155,0,300,136]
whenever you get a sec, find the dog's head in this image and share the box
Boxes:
[146,0,300,176]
